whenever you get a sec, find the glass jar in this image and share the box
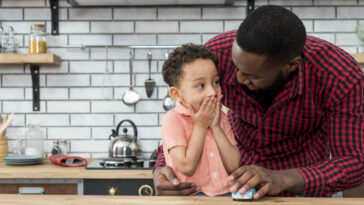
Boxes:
[51,141,62,157]
[24,125,45,158]
[59,140,69,156]
[28,24,47,54]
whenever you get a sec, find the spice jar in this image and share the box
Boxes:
[28,24,47,54]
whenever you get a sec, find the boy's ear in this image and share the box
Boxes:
[169,87,182,102]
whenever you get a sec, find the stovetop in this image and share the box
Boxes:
[86,158,153,170]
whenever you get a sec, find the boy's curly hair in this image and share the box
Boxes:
[162,43,217,87]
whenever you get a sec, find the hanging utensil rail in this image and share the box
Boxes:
[58,45,179,49]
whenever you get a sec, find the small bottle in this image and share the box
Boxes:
[51,141,62,157]
[59,140,69,156]
[29,24,47,54]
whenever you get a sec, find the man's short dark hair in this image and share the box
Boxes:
[236,5,306,64]
[162,43,217,87]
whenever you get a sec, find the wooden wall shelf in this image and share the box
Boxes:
[351,53,364,64]
[0,53,61,66]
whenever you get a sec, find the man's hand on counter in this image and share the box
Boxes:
[153,166,197,196]
[228,165,305,199]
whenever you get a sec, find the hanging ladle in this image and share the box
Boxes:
[162,51,176,111]
[122,50,140,105]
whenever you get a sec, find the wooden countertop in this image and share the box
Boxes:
[0,160,153,179]
[0,195,362,205]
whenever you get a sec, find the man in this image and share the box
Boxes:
[153,5,364,199]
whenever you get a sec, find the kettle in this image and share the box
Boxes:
[109,119,141,158]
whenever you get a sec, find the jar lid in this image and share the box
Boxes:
[31,24,45,27]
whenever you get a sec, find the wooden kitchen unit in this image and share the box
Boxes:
[0,160,153,195]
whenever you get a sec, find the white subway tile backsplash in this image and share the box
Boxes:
[181,21,224,33]
[139,140,159,152]
[157,34,201,45]
[293,7,335,19]
[224,21,242,32]
[25,88,68,100]
[114,34,157,46]
[69,8,112,20]
[70,61,113,73]
[1,22,43,34]
[308,33,335,44]
[69,35,112,46]
[137,127,162,140]
[2,0,45,7]
[9,114,25,126]
[338,7,364,19]
[302,20,313,33]
[315,0,357,6]
[314,20,357,32]
[115,114,159,126]
[0,88,24,100]
[135,21,179,33]
[24,8,68,20]
[47,101,90,113]
[26,114,69,126]
[48,127,91,139]
[48,21,90,34]
[71,114,113,126]
[48,48,89,60]
[71,140,109,152]
[47,74,90,87]
[135,100,165,113]
[158,8,201,20]
[91,101,134,113]
[70,88,113,100]
[3,75,45,87]
[0,9,23,20]
[91,22,134,34]
[270,0,313,5]
[0,65,24,74]
[3,101,46,113]
[114,8,157,20]
[90,48,129,60]
[92,127,114,139]
[91,74,129,86]
[202,34,219,44]
[202,7,246,19]
[336,34,362,46]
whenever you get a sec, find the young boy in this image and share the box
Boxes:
[161,43,241,196]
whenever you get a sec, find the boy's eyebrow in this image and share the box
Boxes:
[192,77,204,82]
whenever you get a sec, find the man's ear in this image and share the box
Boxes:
[284,56,301,73]
[169,87,182,103]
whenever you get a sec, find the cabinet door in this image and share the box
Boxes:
[0,184,77,195]
[84,179,154,196]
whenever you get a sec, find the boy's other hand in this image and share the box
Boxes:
[187,96,216,129]
[210,94,223,129]
[153,165,197,195]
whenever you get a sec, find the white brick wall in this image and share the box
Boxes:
[1,0,364,157]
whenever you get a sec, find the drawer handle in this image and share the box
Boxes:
[19,187,44,195]
[108,187,118,196]
[138,184,153,196]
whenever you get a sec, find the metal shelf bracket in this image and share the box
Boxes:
[30,64,40,111]
[49,0,59,35]
[247,0,255,15]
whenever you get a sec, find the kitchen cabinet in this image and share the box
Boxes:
[0,160,153,195]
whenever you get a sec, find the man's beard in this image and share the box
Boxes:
[243,71,292,109]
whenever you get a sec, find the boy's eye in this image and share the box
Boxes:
[214,80,220,85]
[197,84,204,88]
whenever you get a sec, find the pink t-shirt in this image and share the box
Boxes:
[161,103,237,196]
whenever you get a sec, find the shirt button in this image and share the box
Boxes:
[213,172,217,178]
[206,135,210,139]
[209,152,214,158]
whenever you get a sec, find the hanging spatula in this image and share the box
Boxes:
[145,51,156,98]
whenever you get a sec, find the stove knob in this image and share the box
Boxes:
[109,187,118,196]
[138,184,153,196]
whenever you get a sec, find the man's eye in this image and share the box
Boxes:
[197,84,204,88]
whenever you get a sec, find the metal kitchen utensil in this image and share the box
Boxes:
[145,51,155,98]
[101,45,113,99]
[162,51,176,111]
[108,119,141,158]
[122,50,140,105]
